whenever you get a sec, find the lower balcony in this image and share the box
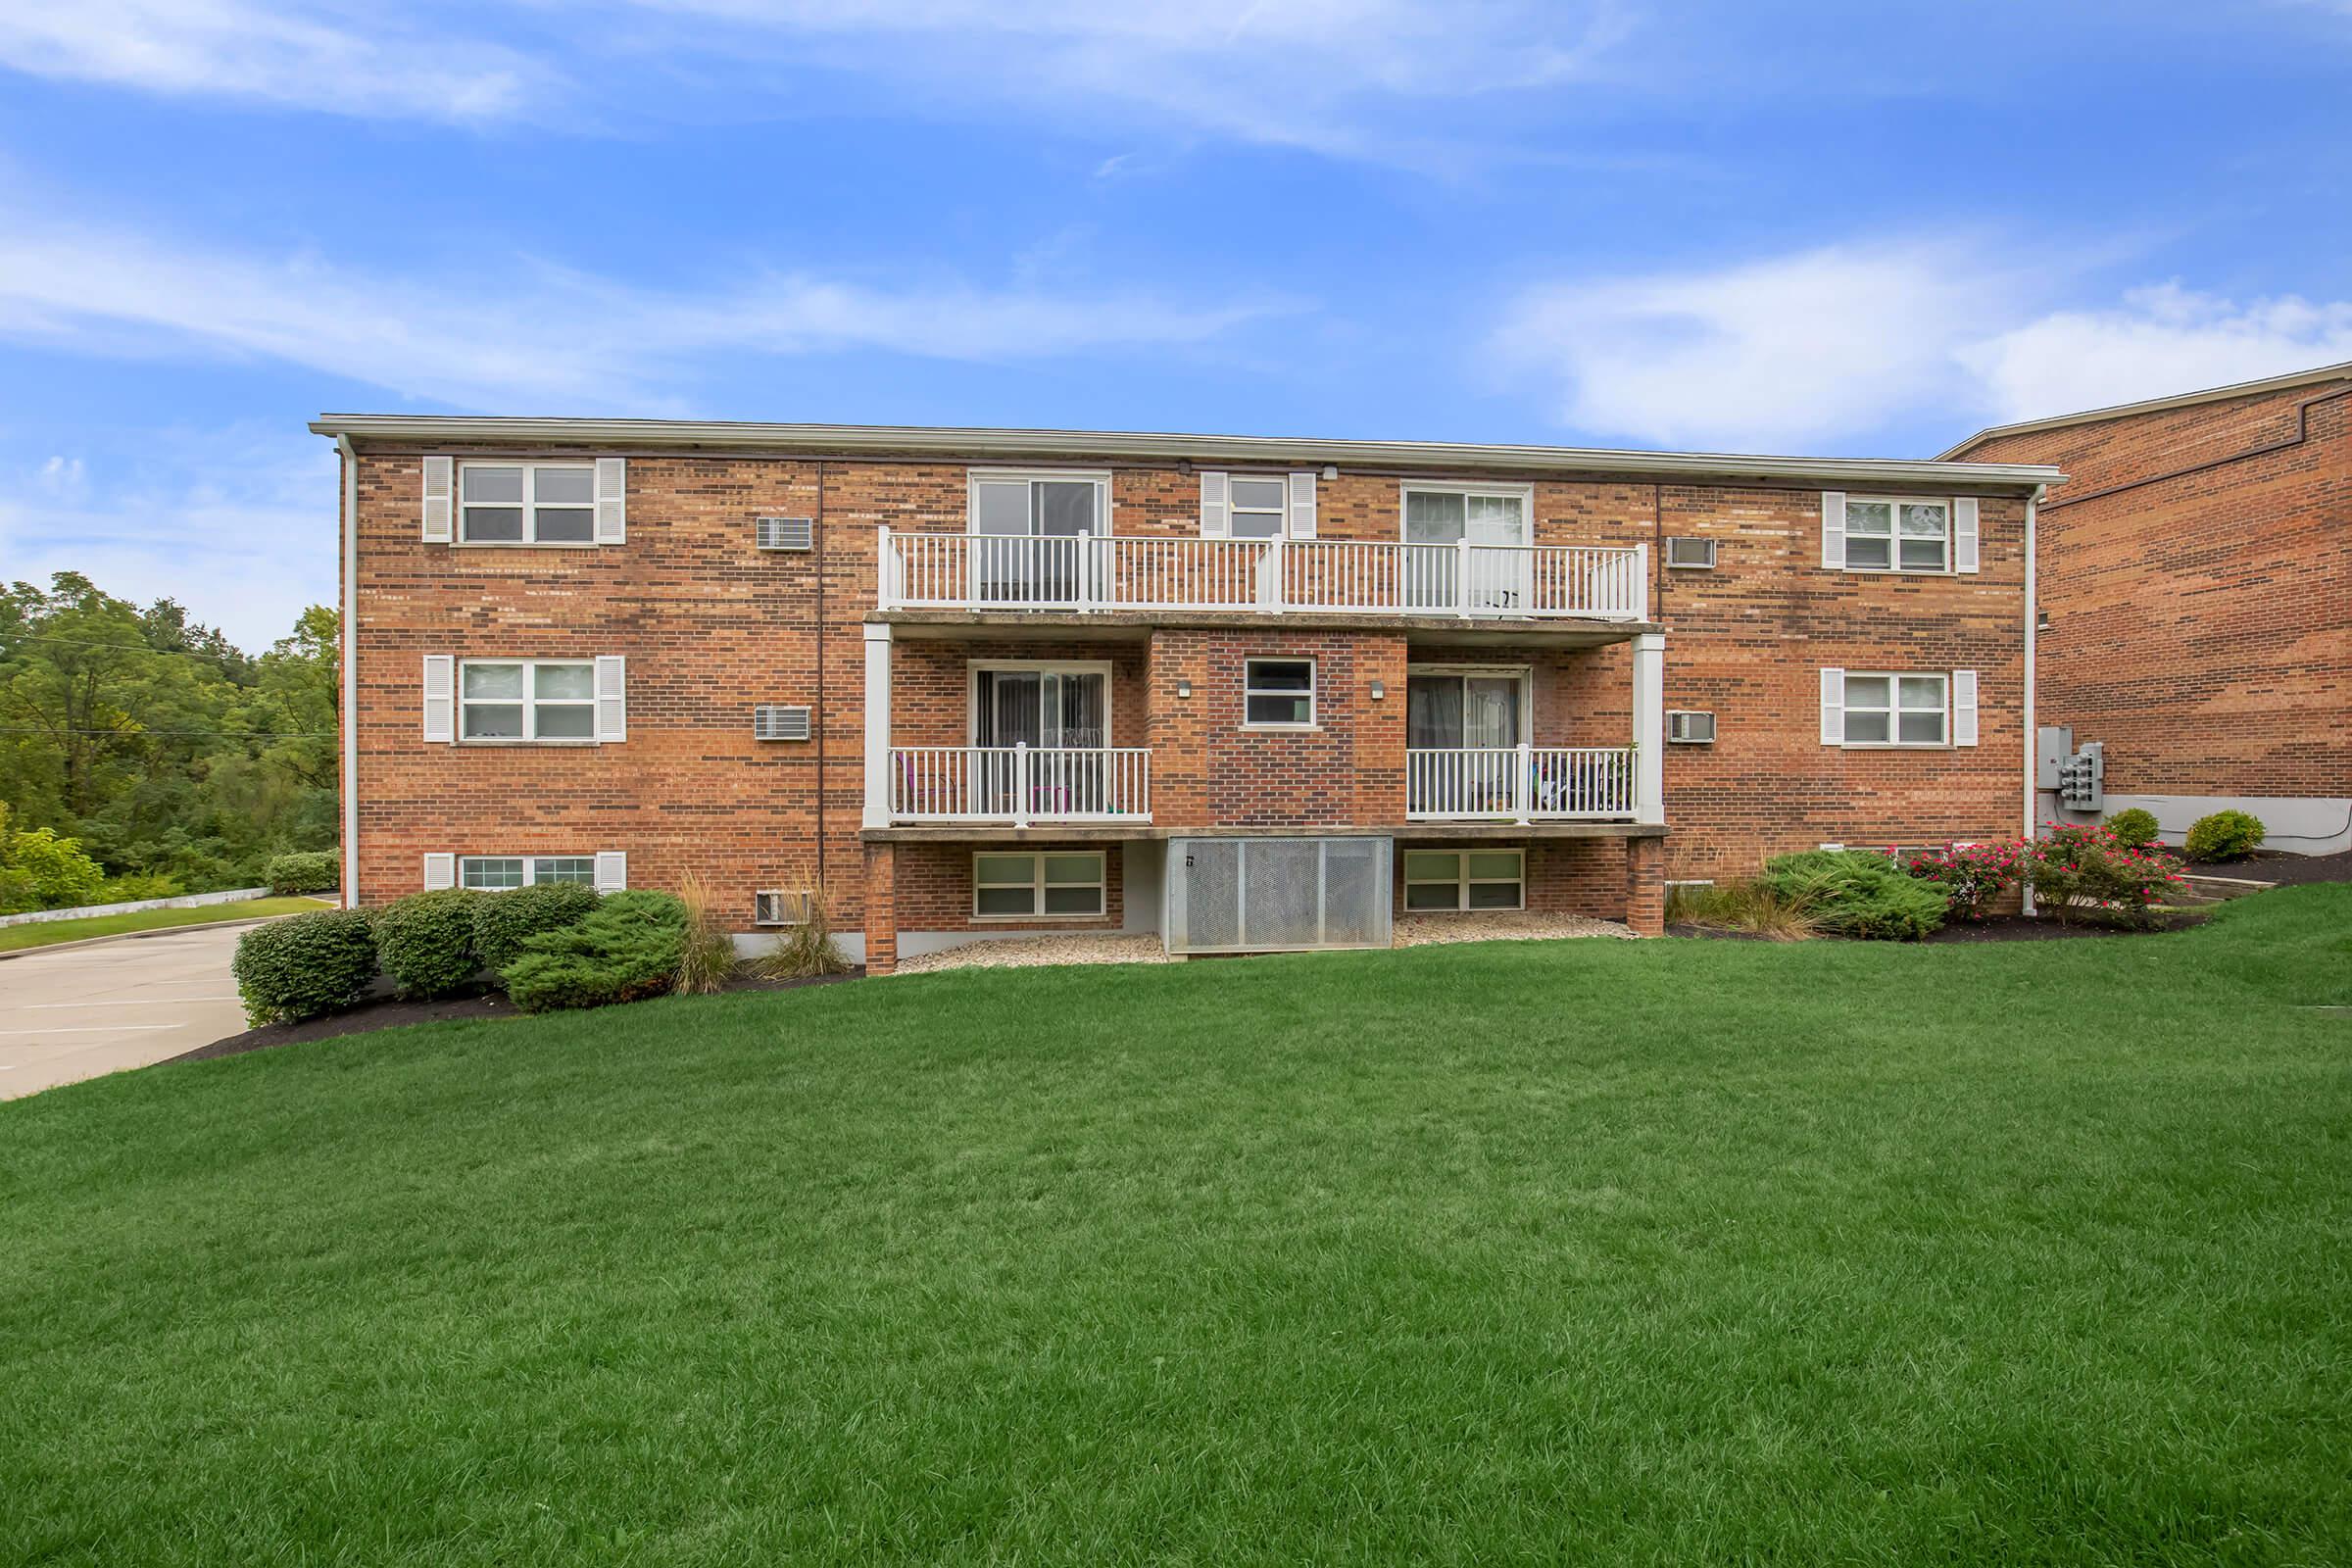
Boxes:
[890,745,1153,825]
[1405,745,1639,822]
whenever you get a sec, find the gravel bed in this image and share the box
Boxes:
[1393,912,1638,946]
[892,933,1173,974]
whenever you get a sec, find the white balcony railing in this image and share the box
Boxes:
[890,745,1152,825]
[1405,746,1639,821]
[877,530,1648,621]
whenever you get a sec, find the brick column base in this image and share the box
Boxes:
[1624,835,1665,937]
[862,841,898,975]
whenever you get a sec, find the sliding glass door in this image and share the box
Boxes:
[1406,672,1525,816]
[970,474,1102,603]
[973,667,1109,812]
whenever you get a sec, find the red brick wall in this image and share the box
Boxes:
[893,841,1125,933]
[348,446,2028,921]
[1955,382,2351,801]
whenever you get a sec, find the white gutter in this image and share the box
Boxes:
[311,415,2063,493]
[337,433,360,910]
[2021,483,2041,916]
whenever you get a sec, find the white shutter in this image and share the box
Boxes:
[1287,470,1318,539]
[595,656,627,742]
[422,853,456,891]
[594,458,626,544]
[593,851,627,892]
[422,655,455,743]
[1952,669,1979,747]
[1953,497,1980,574]
[1200,470,1229,537]
[1820,491,1845,570]
[1819,666,1845,746]
[421,456,454,542]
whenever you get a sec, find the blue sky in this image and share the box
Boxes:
[2,0,2348,649]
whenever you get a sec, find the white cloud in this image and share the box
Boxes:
[1496,246,2352,451]
[1960,284,2352,423]
[0,428,336,653]
[0,0,545,121]
[0,216,1296,411]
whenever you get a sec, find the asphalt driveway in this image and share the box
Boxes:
[0,923,255,1099]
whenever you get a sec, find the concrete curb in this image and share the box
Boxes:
[0,912,310,963]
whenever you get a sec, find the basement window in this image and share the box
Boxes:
[462,856,597,890]
[973,852,1106,919]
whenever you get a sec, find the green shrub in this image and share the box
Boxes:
[2105,808,2160,849]
[3,827,105,909]
[472,881,601,972]
[501,890,687,1013]
[1902,840,2026,921]
[2184,809,2265,862]
[2026,824,2184,928]
[231,910,379,1025]
[1760,849,1947,941]
[267,850,341,896]
[371,889,484,999]
[96,873,182,904]
[0,866,36,915]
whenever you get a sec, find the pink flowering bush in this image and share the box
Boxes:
[1904,840,2026,921]
[2023,822,2187,928]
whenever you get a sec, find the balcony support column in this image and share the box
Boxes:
[1632,631,1665,826]
[862,621,893,829]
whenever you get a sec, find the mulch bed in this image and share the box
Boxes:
[2153,847,2352,888]
[172,969,864,1065]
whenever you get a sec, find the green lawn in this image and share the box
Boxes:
[0,896,330,953]
[4,888,2348,1565]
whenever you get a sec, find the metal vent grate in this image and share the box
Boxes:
[754,889,814,926]
[1667,710,1716,744]
[1665,536,1716,568]
[756,515,814,552]
[754,705,812,742]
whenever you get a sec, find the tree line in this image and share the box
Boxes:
[0,571,336,910]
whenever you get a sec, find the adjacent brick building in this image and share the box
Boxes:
[316,416,2058,968]
[1943,362,2350,854]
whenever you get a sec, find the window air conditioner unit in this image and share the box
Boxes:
[1665,536,1716,569]
[755,889,814,927]
[754,705,812,742]
[1667,710,1716,744]
[756,516,814,552]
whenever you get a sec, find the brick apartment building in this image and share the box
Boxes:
[1943,363,2351,855]
[314,416,2058,969]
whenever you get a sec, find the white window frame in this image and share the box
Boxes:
[964,661,1116,746]
[459,659,598,744]
[460,856,600,890]
[1396,481,1535,543]
[1243,657,1317,729]
[1838,671,1949,749]
[970,850,1107,921]
[1402,848,1527,912]
[962,468,1112,535]
[1839,496,1951,574]
[1225,473,1289,539]
[457,461,599,547]
[1404,663,1533,748]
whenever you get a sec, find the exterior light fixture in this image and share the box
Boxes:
[1369,679,1386,700]
[1177,679,1193,699]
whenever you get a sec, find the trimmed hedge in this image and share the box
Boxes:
[501,891,688,1013]
[2104,808,2160,849]
[1760,849,1947,941]
[372,889,484,999]
[267,851,341,896]
[2184,809,2265,862]
[473,882,602,972]
[232,910,378,1025]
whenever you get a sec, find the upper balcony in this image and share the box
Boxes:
[876,529,1649,623]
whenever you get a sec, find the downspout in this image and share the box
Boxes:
[336,434,361,910]
[814,462,828,891]
[2022,483,2041,916]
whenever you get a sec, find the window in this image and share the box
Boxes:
[1403,849,1525,911]
[1401,485,1528,546]
[460,463,596,544]
[967,471,1107,536]
[1842,498,1948,572]
[1244,659,1315,727]
[460,660,596,741]
[1228,475,1288,539]
[461,856,597,890]
[1842,673,1947,746]
[972,852,1105,919]
[1407,669,1523,749]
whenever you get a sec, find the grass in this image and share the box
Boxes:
[3,886,2348,1565]
[0,896,331,953]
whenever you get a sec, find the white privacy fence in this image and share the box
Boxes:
[890,746,1152,824]
[878,530,1648,620]
[1405,746,1639,821]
